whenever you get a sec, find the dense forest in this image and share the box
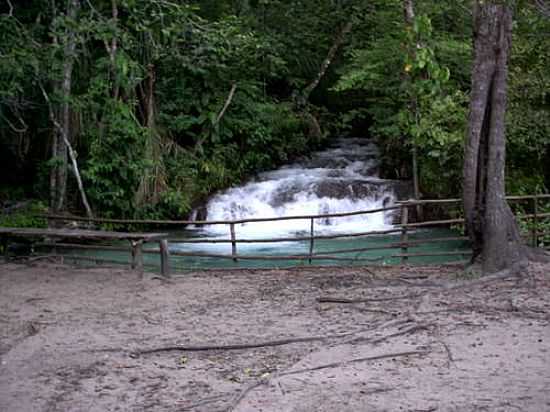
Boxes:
[1,0,549,223]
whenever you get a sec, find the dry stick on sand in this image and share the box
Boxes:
[133,319,429,356]
[180,394,228,411]
[344,323,431,346]
[226,349,430,411]
[318,292,425,304]
[440,340,455,366]
[370,323,431,344]
[134,310,433,356]
[134,334,343,356]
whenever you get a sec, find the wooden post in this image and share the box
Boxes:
[131,241,136,269]
[309,218,315,264]
[131,240,143,275]
[230,223,237,262]
[400,203,409,264]
[532,195,538,248]
[2,236,8,262]
[159,239,170,277]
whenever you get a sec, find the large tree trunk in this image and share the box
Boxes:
[463,1,526,274]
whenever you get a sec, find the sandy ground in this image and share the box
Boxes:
[1,261,549,412]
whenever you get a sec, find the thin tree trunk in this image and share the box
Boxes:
[40,85,93,219]
[62,135,93,219]
[49,126,58,211]
[54,0,80,212]
[49,1,59,212]
[194,82,237,151]
[106,0,119,100]
[46,0,92,218]
[463,1,526,273]
[300,20,352,105]
[145,64,155,129]
[136,64,168,207]
[403,0,415,24]
[215,83,237,125]
[403,0,422,219]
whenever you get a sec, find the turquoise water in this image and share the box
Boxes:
[54,137,474,270]
[56,227,470,272]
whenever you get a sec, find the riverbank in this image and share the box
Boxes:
[1,262,549,411]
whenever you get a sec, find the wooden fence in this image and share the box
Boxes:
[37,195,550,275]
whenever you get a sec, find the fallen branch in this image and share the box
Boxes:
[395,278,443,287]
[227,378,269,412]
[227,349,429,411]
[134,335,331,356]
[134,320,434,358]
[180,394,228,411]
[346,323,431,346]
[439,340,454,366]
[358,308,398,316]
[371,323,430,344]
[318,293,424,304]
[285,349,429,377]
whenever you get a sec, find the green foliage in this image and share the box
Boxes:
[505,6,550,195]
[83,102,149,218]
[0,201,48,228]
[412,91,468,196]
[160,99,309,216]
[2,0,550,222]
[335,6,469,195]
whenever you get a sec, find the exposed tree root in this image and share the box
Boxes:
[180,394,228,411]
[345,323,431,346]
[227,349,429,411]
[318,293,424,304]
[132,335,332,356]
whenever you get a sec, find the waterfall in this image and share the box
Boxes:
[190,138,411,240]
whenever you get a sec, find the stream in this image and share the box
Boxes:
[63,137,469,270]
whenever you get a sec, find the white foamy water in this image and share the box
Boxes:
[187,138,406,246]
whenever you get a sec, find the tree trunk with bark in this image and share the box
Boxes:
[50,0,80,213]
[402,0,422,219]
[45,0,93,219]
[298,20,352,107]
[294,19,352,143]
[104,0,119,100]
[136,64,167,207]
[463,1,526,274]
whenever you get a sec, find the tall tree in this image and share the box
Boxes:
[463,1,525,274]
[43,0,93,218]
[402,0,421,217]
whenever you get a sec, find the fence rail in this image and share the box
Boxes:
[27,195,550,274]
[41,204,402,226]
